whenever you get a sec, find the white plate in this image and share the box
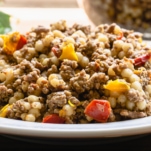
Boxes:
[0,116,151,139]
[0,42,150,140]
[0,7,151,144]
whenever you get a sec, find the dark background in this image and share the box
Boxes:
[1,134,151,151]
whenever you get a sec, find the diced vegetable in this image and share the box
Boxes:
[16,34,27,50]
[42,114,65,124]
[59,43,78,61]
[51,45,61,58]
[104,79,130,93]
[116,32,123,40]
[84,99,111,123]
[0,31,27,54]
[0,104,12,117]
[134,53,151,66]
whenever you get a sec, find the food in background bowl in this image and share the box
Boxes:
[77,0,151,39]
[0,20,151,124]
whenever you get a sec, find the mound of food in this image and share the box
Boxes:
[0,20,151,124]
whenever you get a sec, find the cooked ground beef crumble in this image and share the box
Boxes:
[0,20,151,124]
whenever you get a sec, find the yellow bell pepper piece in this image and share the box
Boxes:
[104,79,130,93]
[0,104,12,117]
[59,43,78,61]
[138,37,142,43]
[59,109,66,118]
[0,31,20,55]
[134,69,142,75]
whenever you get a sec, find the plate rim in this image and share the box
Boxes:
[0,116,151,138]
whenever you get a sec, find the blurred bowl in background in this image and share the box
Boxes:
[77,0,151,40]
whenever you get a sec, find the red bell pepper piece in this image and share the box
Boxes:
[116,32,123,40]
[16,34,27,50]
[42,114,65,124]
[134,53,151,66]
[51,46,61,58]
[84,99,111,123]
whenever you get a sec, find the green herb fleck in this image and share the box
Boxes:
[0,11,12,34]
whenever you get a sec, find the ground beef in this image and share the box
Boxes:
[78,40,98,57]
[69,70,90,93]
[72,23,91,35]
[139,69,150,88]
[83,90,100,100]
[23,71,39,83]
[120,109,147,119]
[13,78,22,91]
[31,59,46,71]
[87,72,109,89]
[16,59,40,74]
[60,59,78,81]
[0,85,13,104]
[126,88,146,103]
[7,99,29,119]
[27,83,41,96]
[46,91,68,112]
[33,26,49,34]
[47,65,58,76]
